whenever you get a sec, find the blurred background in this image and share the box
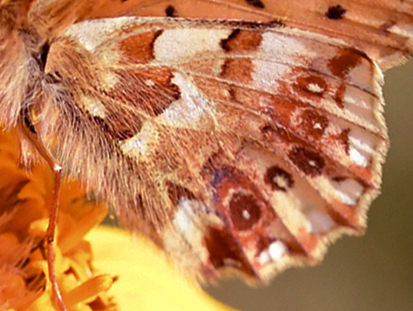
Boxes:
[206,60,413,311]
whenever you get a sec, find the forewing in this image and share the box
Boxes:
[81,0,413,70]
[29,0,413,69]
[40,17,391,282]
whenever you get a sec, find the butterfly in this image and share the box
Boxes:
[1,0,412,309]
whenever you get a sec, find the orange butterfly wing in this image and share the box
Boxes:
[29,0,413,68]
[1,0,413,284]
[83,0,413,69]
[40,17,388,281]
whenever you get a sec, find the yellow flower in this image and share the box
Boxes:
[0,128,236,311]
[88,227,236,311]
[0,128,115,311]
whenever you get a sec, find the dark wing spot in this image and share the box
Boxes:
[229,192,261,231]
[296,74,327,96]
[220,29,263,53]
[205,227,255,276]
[165,5,177,17]
[328,49,365,78]
[265,166,294,191]
[325,5,347,20]
[245,0,265,9]
[288,147,325,177]
[221,29,241,52]
[300,109,329,138]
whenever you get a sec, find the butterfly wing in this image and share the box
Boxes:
[37,16,397,282]
[28,0,413,68]
[80,0,413,70]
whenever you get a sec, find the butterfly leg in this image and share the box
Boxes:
[19,111,66,311]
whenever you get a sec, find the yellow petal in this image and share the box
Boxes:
[59,205,108,254]
[87,226,238,311]
[65,274,116,307]
[25,291,58,311]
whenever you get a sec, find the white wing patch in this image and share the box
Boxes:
[154,28,232,62]
[157,72,214,129]
[119,122,159,160]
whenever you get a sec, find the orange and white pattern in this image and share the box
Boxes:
[0,0,412,288]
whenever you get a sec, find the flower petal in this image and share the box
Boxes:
[88,227,238,311]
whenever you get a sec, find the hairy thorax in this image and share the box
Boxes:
[0,0,89,128]
[0,1,54,130]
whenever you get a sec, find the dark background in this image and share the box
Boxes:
[206,60,413,311]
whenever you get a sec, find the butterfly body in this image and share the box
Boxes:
[1,0,412,284]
